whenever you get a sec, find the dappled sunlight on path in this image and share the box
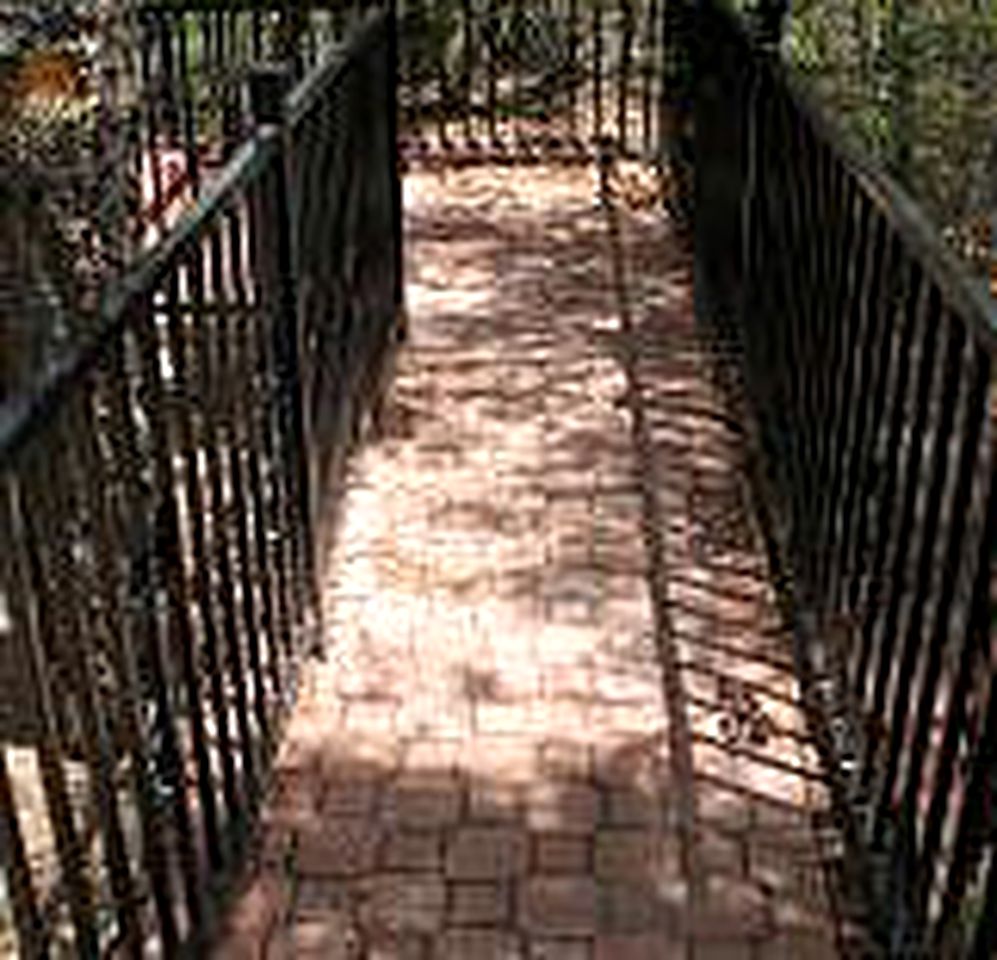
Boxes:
[212,165,843,959]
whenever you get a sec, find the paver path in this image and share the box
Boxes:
[213,165,842,959]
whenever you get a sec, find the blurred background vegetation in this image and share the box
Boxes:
[782,0,997,278]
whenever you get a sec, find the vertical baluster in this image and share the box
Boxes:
[934,660,996,955]
[130,298,206,940]
[793,117,822,560]
[512,0,523,151]
[875,319,965,832]
[247,161,297,703]
[641,0,657,157]
[211,224,265,802]
[536,0,552,150]
[812,178,861,603]
[416,0,429,155]
[304,4,318,70]
[900,344,988,913]
[199,14,214,151]
[265,121,319,664]
[252,9,263,60]
[158,11,180,145]
[158,266,224,874]
[567,0,578,148]
[105,331,184,953]
[617,0,634,154]
[198,228,256,824]
[787,97,821,569]
[0,504,48,957]
[225,201,272,755]
[57,401,146,957]
[788,110,820,585]
[436,0,451,151]
[793,118,827,585]
[487,0,498,148]
[970,854,996,957]
[820,193,876,615]
[784,110,814,574]
[333,0,346,41]
[176,13,201,200]
[872,296,947,770]
[767,87,797,520]
[141,16,166,244]
[6,468,100,958]
[860,280,938,795]
[228,10,243,151]
[843,229,902,635]
[183,244,241,836]
[462,0,474,147]
[917,452,994,926]
[0,745,46,957]
[388,3,405,314]
[826,199,885,623]
[230,200,284,726]
[88,335,214,941]
[593,0,603,149]
[853,261,920,724]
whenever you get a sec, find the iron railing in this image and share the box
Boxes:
[132,1,374,230]
[685,2,995,956]
[0,2,376,406]
[0,10,401,955]
[395,0,675,162]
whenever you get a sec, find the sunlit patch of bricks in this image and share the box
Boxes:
[213,166,843,959]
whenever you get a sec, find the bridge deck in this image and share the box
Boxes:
[213,164,842,959]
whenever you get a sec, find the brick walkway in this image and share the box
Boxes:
[213,165,842,959]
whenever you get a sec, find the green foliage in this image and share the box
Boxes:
[786,1,997,262]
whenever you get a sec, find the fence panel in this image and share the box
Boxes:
[396,0,674,161]
[0,12,399,952]
[287,11,403,560]
[685,3,996,955]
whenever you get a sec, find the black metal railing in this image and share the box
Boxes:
[0,2,378,407]
[685,2,995,956]
[395,0,674,161]
[127,1,378,248]
[0,10,401,955]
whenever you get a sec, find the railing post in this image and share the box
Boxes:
[749,0,789,50]
[249,63,293,129]
[388,0,405,316]
[249,63,323,660]
[660,0,694,228]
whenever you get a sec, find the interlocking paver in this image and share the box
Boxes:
[529,939,592,960]
[526,782,600,835]
[447,827,530,880]
[593,829,661,881]
[295,818,379,879]
[439,929,522,960]
[520,878,599,938]
[383,828,445,873]
[449,882,513,927]
[593,934,680,960]
[212,165,842,957]
[533,833,591,876]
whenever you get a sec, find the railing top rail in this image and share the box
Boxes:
[0,7,392,470]
[285,7,388,128]
[0,128,280,469]
[695,0,997,354]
